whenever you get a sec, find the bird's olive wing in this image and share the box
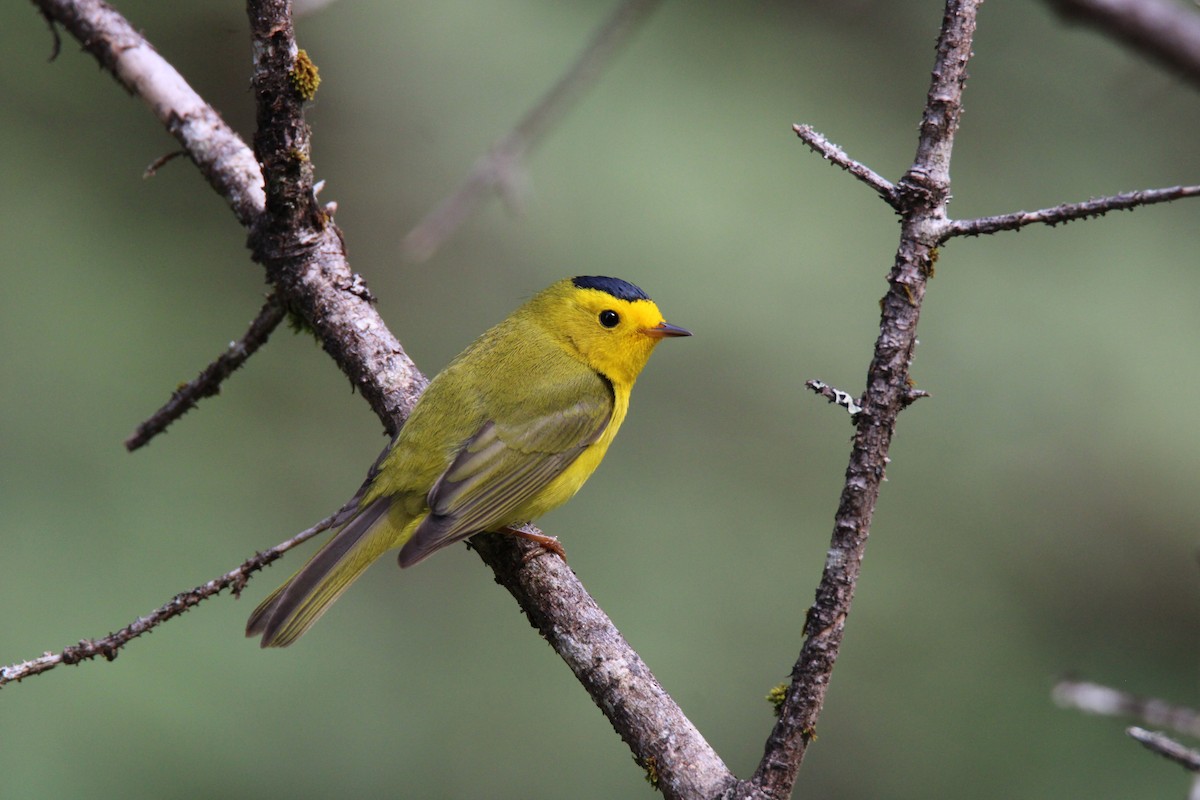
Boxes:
[397,383,613,567]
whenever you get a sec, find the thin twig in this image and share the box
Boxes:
[793,124,899,207]
[0,513,337,687]
[943,184,1200,241]
[1045,0,1200,92]
[402,0,663,261]
[1054,679,1200,739]
[1128,727,1200,773]
[733,4,982,798]
[125,295,286,451]
[143,149,186,178]
[901,386,932,407]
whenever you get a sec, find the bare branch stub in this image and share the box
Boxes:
[792,124,899,208]
[1127,727,1200,773]
[805,379,864,418]
[143,150,186,178]
[903,388,931,407]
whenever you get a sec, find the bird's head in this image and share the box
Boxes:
[535,276,690,387]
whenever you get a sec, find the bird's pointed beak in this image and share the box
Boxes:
[642,321,692,339]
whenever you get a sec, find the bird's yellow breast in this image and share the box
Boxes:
[511,381,631,521]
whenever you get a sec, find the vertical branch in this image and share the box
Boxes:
[246,0,323,268]
[735,3,981,797]
[243,0,428,431]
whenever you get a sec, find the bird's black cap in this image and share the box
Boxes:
[571,276,650,302]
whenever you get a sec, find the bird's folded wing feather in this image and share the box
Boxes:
[397,385,612,567]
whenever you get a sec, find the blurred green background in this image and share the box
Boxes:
[3,1,1199,797]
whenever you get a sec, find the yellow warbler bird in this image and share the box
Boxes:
[247,276,690,646]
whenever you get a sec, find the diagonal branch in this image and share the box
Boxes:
[471,535,734,799]
[402,0,664,261]
[125,294,286,451]
[36,0,265,226]
[1127,727,1200,773]
[0,512,338,687]
[792,124,899,207]
[22,2,731,796]
[1054,678,1200,739]
[943,184,1200,241]
[1045,0,1200,92]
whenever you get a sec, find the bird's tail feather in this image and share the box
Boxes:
[246,496,396,647]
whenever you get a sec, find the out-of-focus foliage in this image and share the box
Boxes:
[2,2,1198,798]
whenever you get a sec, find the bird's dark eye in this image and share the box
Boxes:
[599,310,620,328]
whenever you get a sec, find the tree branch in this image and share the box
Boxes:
[471,535,735,799]
[125,294,286,451]
[1127,727,1200,773]
[20,3,729,796]
[33,0,425,432]
[1054,678,1200,739]
[792,124,899,207]
[402,0,664,261]
[943,184,1200,241]
[1045,0,1200,92]
[734,4,982,797]
[35,0,265,226]
[0,512,337,687]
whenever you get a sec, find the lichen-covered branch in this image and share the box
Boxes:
[804,379,865,417]
[240,0,427,430]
